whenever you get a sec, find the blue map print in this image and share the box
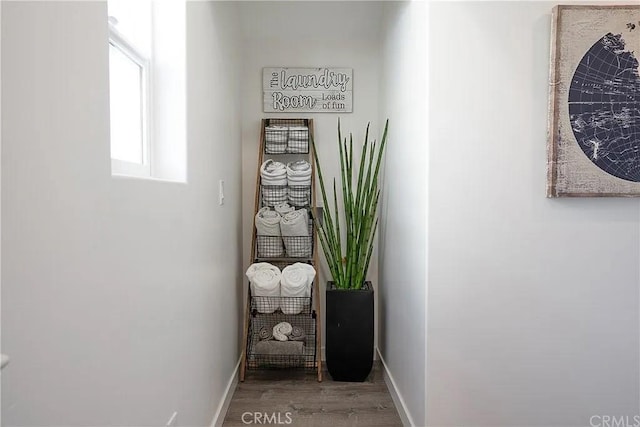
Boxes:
[569,32,640,182]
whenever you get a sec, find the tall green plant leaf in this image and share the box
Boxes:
[311,119,389,290]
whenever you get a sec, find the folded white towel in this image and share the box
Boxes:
[267,148,287,155]
[246,263,281,313]
[287,126,309,152]
[288,142,308,153]
[265,126,288,154]
[265,125,288,143]
[281,209,311,257]
[287,126,309,140]
[281,263,316,314]
[273,321,293,341]
[255,207,281,236]
[274,202,295,216]
[255,208,283,257]
[265,143,287,154]
[265,125,288,131]
[288,136,309,141]
[287,144,308,154]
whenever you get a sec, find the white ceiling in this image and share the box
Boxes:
[238,1,387,43]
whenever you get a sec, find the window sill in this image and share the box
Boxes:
[111,173,188,185]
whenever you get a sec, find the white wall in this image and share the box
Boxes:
[378,2,428,426]
[428,2,640,426]
[239,1,384,355]
[1,2,242,426]
[0,1,3,424]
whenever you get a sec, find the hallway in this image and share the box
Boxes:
[223,363,402,427]
[4,1,638,426]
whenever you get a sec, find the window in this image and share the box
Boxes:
[109,32,150,176]
[108,1,152,178]
[108,1,186,182]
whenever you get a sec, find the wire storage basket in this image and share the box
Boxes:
[264,119,310,154]
[288,185,311,207]
[255,235,285,258]
[246,261,316,371]
[282,218,313,258]
[246,308,317,371]
[263,119,288,154]
[256,217,313,259]
[260,185,288,208]
[260,185,311,209]
[250,294,313,316]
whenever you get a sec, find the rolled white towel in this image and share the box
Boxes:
[281,208,309,237]
[260,160,287,186]
[288,174,311,182]
[281,263,316,314]
[281,263,315,298]
[288,175,311,181]
[261,160,287,206]
[246,263,281,313]
[273,321,293,341]
[261,159,287,175]
[261,176,287,186]
[274,202,295,216]
[287,161,311,187]
[287,160,312,176]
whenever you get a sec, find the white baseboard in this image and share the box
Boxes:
[377,349,415,427]
[210,356,241,427]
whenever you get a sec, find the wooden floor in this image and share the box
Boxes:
[222,362,403,427]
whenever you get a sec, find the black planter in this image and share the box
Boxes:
[325,281,374,382]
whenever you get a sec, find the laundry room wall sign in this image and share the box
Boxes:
[263,67,353,113]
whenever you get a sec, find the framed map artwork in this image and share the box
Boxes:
[547,5,640,197]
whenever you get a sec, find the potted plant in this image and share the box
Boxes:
[311,119,388,382]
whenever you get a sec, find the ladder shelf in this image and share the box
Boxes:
[240,118,322,382]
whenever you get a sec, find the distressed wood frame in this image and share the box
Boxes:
[547,5,640,197]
